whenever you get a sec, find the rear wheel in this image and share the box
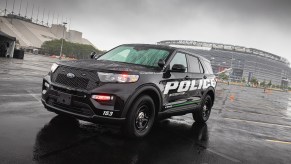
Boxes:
[124,95,155,138]
[193,95,212,123]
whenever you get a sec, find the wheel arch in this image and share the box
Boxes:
[121,84,163,118]
[202,87,215,106]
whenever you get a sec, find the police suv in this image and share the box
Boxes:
[41,44,216,137]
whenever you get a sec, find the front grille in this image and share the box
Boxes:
[55,74,89,89]
[51,66,99,90]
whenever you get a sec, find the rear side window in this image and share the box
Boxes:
[187,55,201,73]
[202,60,213,74]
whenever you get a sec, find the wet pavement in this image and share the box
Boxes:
[0,54,291,164]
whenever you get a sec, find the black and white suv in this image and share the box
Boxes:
[41,44,216,137]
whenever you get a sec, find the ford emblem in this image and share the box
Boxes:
[67,73,75,78]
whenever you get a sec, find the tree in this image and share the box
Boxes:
[250,77,258,85]
[261,80,266,87]
[267,80,272,88]
[218,72,228,81]
[41,39,103,59]
[241,77,246,83]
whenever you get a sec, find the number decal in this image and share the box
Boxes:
[103,111,113,116]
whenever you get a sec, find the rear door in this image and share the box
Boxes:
[186,54,205,104]
[200,59,217,90]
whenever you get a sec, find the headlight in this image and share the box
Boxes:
[97,72,139,83]
[51,63,59,73]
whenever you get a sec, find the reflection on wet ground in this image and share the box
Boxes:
[0,54,291,163]
[33,116,216,164]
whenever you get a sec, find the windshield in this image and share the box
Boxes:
[97,45,170,67]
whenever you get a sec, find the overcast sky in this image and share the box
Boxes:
[3,0,291,62]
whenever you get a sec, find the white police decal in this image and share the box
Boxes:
[163,79,216,94]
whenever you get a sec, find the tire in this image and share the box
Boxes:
[124,95,155,138]
[193,95,213,123]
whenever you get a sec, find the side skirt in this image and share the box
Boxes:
[158,104,201,119]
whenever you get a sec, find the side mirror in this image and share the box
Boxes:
[90,52,96,59]
[158,59,165,68]
[171,64,186,72]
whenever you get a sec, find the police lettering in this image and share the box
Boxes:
[163,79,216,94]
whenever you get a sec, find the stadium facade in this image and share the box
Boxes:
[0,14,93,49]
[158,40,291,87]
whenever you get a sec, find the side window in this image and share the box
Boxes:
[199,61,204,73]
[187,55,201,73]
[170,52,188,72]
[203,60,214,74]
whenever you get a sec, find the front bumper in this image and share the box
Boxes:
[42,99,125,124]
[41,75,129,124]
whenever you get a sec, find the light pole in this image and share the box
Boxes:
[59,22,67,60]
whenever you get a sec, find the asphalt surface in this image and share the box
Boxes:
[0,54,291,164]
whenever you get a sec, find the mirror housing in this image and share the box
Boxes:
[158,59,165,68]
[171,64,186,72]
[90,52,96,59]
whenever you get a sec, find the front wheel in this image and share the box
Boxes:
[123,95,155,138]
[193,95,213,123]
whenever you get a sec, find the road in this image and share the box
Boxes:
[0,54,291,164]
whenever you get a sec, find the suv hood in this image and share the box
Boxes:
[57,59,160,73]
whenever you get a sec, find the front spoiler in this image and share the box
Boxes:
[41,99,126,124]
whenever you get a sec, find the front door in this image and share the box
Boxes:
[162,52,191,110]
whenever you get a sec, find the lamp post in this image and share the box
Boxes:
[59,22,67,60]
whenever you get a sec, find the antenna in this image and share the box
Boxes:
[31,4,34,20]
[56,13,59,24]
[69,17,71,30]
[18,0,23,16]
[4,0,8,16]
[24,1,28,18]
[51,10,55,25]
[36,6,39,23]
[46,10,50,26]
[12,0,15,15]
[41,8,45,25]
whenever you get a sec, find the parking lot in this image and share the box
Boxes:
[0,54,291,164]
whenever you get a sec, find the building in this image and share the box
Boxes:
[158,40,291,87]
[0,15,94,50]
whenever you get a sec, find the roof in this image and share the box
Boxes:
[122,44,177,51]
[0,31,16,41]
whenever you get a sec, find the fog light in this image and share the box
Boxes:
[44,82,50,88]
[42,89,47,95]
[92,95,113,101]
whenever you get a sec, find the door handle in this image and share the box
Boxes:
[203,75,207,79]
[185,76,190,80]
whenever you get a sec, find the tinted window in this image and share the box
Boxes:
[170,53,188,72]
[187,55,201,73]
[203,60,213,74]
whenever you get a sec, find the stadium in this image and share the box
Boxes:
[158,40,291,88]
[0,0,93,57]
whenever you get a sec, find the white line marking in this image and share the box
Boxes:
[26,90,41,102]
[265,139,291,145]
[207,148,241,163]
[223,117,291,129]
[0,94,40,97]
